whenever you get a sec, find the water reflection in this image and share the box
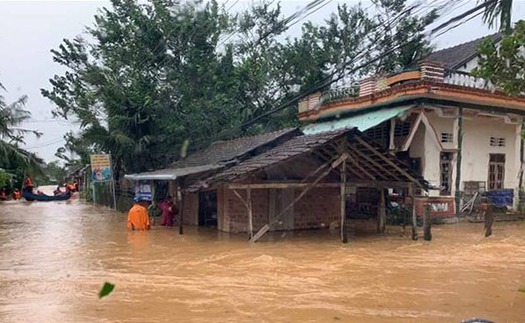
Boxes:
[0,192,524,322]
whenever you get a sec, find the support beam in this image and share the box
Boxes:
[178,179,185,235]
[228,182,339,190]
[247,188,253,239]
[250,154,348,243]
[389,118,396,151]
[355,136,420,186]
[340,160,348,243]
[408,184,417,240]
[378,188,386,234]
[455,107,463,216]
[232,189,249,208]
[423,202,432,241]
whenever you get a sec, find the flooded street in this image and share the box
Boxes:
[1,196,524,323]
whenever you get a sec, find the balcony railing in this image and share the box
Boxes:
[320,85,360,103]
[443,69,495,92]
[299,62,502,113]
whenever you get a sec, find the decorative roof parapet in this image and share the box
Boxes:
[420,61,445,83]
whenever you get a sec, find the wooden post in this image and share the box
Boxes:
[455,107,463,216]
[409,184,418,240]
[379,188,386,234]
[247,188,253,239]
[340,160,348,243]
[250,154,348,243]
[178,179,184,235]
[423,203,432,241]
[483,200,495,237]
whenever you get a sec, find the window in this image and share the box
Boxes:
[488,154,505,190]
[490,137,506,147]
[364,123,388,142]
[440,152,453,196]
[394,121,411,137]
[441,132,453,143]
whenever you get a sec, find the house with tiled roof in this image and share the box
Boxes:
[299,32,524,217]
[125,125,426,242]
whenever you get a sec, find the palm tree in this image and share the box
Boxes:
[481,0,513,32]
[0,81,43,169]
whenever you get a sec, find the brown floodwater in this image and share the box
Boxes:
[1,188,524,323]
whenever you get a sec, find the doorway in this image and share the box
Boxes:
[269,188,295,231]
[198,191,217,227]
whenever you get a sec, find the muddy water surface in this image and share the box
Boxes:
[1,191,524,322]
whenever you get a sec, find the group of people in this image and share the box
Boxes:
[53,181,78,196]
[127,195,179,231]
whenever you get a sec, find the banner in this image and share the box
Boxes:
[90,154,112,182]
[134,180,152,201]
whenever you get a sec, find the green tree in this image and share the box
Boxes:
[472,20,525,96]
[481,0,513,33]
[0,169,10,189]
[42,0,438,175]
[0,81,43,170]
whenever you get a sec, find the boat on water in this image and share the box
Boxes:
[23,191,71,202]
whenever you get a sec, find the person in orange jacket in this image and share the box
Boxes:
[127,196,151,231]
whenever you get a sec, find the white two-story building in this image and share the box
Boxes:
[299,34,525,216]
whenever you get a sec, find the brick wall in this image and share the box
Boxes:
[181,192,199,225]
[219,186,340,233]
[222,188,269,233]
[293,187,340,229]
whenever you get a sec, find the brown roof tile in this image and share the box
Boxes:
[423,33,501,70]
[172,128,300,169]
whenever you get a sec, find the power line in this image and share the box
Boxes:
[206,0,498,138]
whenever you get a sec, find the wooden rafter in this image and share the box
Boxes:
[355,136,421,186]
[346,144,395,181]
[345,153,376,180]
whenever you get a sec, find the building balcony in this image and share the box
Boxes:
[298,61,525,121]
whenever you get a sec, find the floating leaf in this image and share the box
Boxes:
[98,282,115,299]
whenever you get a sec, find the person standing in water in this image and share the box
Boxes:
[160,196,178,227]
[127,196,151,231]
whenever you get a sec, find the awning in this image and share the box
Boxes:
[124,164,223,181]
[302,105,413,135]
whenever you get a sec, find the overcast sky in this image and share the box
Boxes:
[1,0,524,163]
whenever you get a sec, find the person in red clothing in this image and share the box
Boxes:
[24,174,33,193]
[160,196,179,227]
[12,188,21,200]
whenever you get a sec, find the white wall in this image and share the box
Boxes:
[461,116,520,193]
[409,111,522,206]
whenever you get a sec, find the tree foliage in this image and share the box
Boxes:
[43,0,437,175]
[480,0,513,33]
[472,20,525,96]
[0,81,44,172]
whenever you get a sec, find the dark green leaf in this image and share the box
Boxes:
[98,282,115,299]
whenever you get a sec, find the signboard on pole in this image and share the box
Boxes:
[134,180,152,201]
[90,154,112,182]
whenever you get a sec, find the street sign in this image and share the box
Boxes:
[90,154,112,182]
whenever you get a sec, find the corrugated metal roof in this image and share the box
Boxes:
[302,106,413,135]
[125,164,224,181]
